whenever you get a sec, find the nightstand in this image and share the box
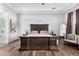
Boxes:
[49,36,59,51]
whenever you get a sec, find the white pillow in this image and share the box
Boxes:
[31,31,38,34]
[40,31,48,34]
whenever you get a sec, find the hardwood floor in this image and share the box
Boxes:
[0,39,79,56]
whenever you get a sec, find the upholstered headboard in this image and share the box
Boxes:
[30,24,48,33]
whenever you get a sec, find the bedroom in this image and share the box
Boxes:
[0,3,79,56]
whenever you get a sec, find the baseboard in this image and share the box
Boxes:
[9,39,19,44]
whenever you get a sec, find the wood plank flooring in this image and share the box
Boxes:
[0,39,79,56]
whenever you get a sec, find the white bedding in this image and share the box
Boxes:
[23,30,54,37]
[26,33,53,37]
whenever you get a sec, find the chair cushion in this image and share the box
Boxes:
[67,34,75,40]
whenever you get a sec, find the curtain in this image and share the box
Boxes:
[66,12,72,34]
[75,9,79,35]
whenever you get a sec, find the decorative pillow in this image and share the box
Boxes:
[67,34,75,40]
[40,31,48,34]
[31,31,38,34]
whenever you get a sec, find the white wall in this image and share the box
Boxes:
[3,4,19,43]
[0,4,19,43]
[19,13,64,36]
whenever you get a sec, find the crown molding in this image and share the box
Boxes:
[3,3,79,14]
[63,3,79,13]
[17,11,64,15]
[3,3,19,13]
[3,3,65,14]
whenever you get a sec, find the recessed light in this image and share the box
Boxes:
[41,3,45,5]
[52,8,56,10]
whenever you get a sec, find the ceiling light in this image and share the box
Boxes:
[52,8,56,10]
[41,3,45,5]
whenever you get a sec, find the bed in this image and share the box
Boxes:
[19,24,58,50]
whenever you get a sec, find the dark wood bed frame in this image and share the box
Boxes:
[19,24,58,50]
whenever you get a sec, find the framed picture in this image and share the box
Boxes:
[10,19,16,33]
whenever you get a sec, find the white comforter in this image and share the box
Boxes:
[26,33,53,37]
